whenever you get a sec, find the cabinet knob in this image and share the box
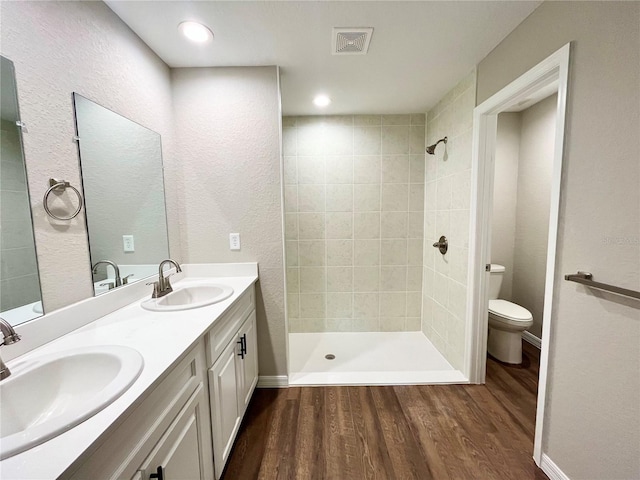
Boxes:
[150,466,164,480]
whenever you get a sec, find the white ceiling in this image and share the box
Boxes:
[105,1,541,116]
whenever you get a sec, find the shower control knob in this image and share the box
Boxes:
[432,235,448,255]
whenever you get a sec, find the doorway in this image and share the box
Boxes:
[466,43,571,465]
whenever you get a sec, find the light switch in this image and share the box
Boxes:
[229,233,241,251]
[123,235,135,252]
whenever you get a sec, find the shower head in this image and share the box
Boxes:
[426,136,447,155]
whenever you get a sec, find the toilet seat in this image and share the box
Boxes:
[488,299,533,327]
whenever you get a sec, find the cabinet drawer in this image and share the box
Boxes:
[64,343,207,480]
[205,286,254,367]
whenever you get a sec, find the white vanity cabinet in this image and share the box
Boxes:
[62,285,258,480]
[206,287,258,479]
[65,343,215,480]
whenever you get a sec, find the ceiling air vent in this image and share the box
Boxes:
[332,27,374,55]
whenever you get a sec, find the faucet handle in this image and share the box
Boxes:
[146,281,161,298]
[1,332,21,346]
[122,274,134,285]
[0,317,21,346]
[164,274,175,294]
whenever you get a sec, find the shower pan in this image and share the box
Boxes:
[289,331,465,386]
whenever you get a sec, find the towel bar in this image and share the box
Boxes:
[564,272,640,300]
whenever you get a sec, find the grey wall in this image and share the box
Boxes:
[493,95,556,338]
[492,113,520,301]
[283,114,426,333]
[478,2,640,478]
[512,95,556,339]
[0,1,180,312]
[0,119,41,311]
[171,67,286,377]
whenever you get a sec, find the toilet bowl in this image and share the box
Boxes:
[487,265,533,364]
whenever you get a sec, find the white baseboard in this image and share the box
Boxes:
[523,330,542,349]
[257,375,289,388]
[540,454,570,480]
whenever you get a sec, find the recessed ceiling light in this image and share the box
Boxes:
[178,21,213,43]
[313,94,331,108]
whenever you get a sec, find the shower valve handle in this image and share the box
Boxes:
[433,235,448,255]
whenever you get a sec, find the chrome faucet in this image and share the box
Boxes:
[0,317,21,380]
[149,259,182,298]
[92,260,122,287]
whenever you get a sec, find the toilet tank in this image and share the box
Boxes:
[489,264,505,300]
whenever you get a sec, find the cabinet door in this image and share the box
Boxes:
[238,311,259,413]
[209,337,242,479]
[68,343,212,480]
[138,383,213,480]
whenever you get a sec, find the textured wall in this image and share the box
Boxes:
[0,1,180,312]
[477,2,640,478]
[0,119,41,311]
[511,95,556,339]
[74,95,169,270]
[492,113,520,301]
[171,67,285,377]
[283,114,425,333]
[422,70,475,371]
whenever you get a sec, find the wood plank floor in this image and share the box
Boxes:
[222,341,547,480]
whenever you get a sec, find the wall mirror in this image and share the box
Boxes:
[73,93,169,295]
[0,55,43,325]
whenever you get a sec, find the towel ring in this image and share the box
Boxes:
[43,178,83,221]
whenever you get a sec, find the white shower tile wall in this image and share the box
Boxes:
[284,114,426,333]
[422,69,476,371]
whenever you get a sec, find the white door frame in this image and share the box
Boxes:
[465,43,571,464]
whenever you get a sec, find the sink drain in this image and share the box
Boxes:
[325,354,335,360]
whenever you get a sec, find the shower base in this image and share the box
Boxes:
[288,331,467,386]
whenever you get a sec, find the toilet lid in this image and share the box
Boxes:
[488,299,533,322]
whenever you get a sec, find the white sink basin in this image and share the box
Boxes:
[140,283,234,312]
[0,345,143,459]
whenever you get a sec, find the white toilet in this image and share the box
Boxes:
[487,264,533,364]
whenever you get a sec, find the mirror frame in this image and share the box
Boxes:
[71,92,171,296]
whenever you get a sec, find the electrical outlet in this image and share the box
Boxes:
[229,233,241,251]
[123,235,135,252]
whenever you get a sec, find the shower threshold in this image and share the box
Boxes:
[288,331,467,386]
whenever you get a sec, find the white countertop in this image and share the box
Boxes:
[0,264,258,480]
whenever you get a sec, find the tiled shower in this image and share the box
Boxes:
[285,71,476,381]
[422,70,476,371]
[283,114,426,334]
